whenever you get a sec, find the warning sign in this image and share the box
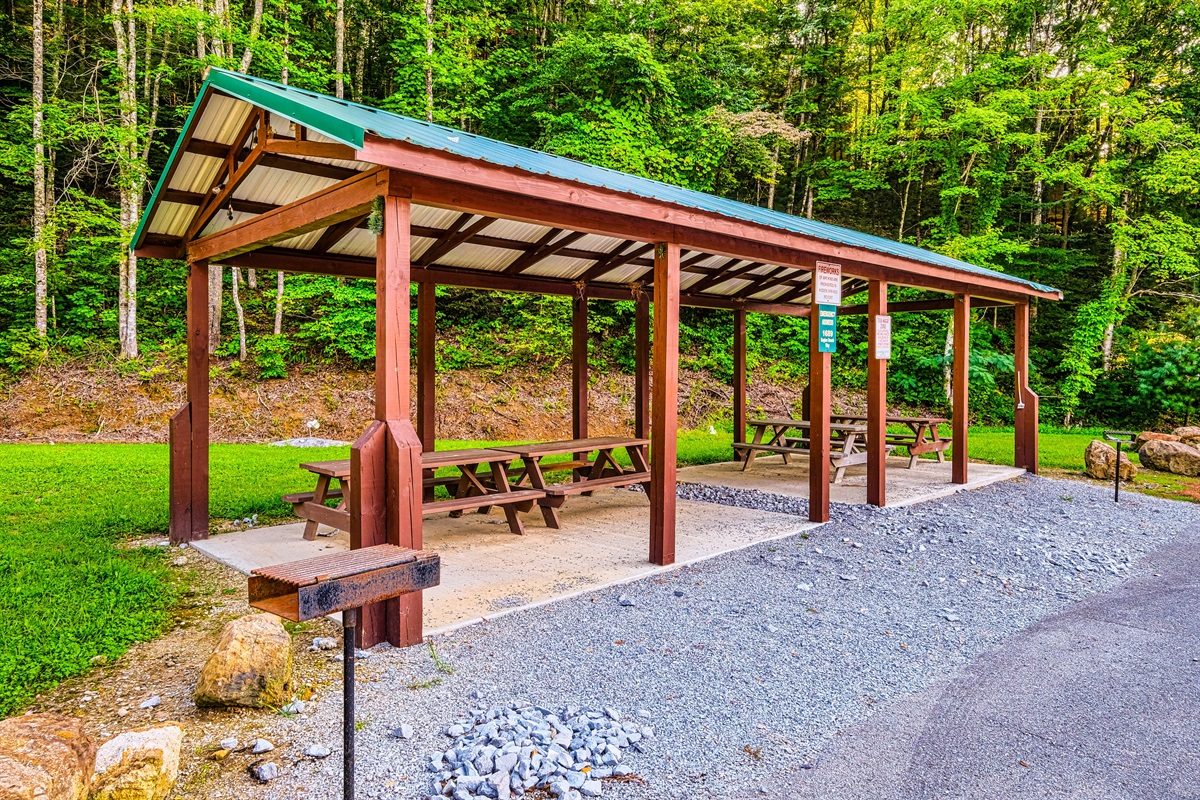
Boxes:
[874,315,892,360]
[814,261,842,306]
[817,305,838,353]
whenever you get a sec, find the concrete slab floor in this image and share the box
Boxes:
[679,455,1025,507]
[190,487,818,633]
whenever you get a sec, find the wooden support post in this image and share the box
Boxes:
[808,304,831,523]
[170,259,210,543]
[354,191,424,648]
[634,294,650,439]
[417,281,436,501]
[867,281,887,507]
[650,243,679,566]
[1013,302,1040,474]
[733,307,747,461]
[572,293,588,440]
[952,293,971,485]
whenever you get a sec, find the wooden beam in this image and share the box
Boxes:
[368,141,1058,301]
[350,421,388,645]
[774,275,814,305]
[731,265,796,299]
[1014,302,1039,474]
[187,167,387,262]
[650,243,680,566]
[841,297,1009,315]
[187,137,361,180]
[415,213,495,266]
[572,293,588,441]
[581,242,654,282]
[952,294,971,485]
[635,293,650,439]
[503,230,586,274]
[180,259,210,542]
[417,281,436,451]
[262,137,358,161]
[808,302,832,523]
[187,108,265,241]
[867,281,887,507]
[733,307,747,461]
[688,259,760,294]
[162,189,276,216]
[312,213,368,254]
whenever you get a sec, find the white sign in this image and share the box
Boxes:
[814,261,842,306]
[874,315,893,360]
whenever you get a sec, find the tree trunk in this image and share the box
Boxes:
[32,0,48,337]
[1101,190,1132,372]
[112,0,139,357]
[274,269,284,335]
[943,324,954,402]
[1032,106,1045,243]
[335,0,345,98]
[231,266,247,361]
[208,261,223,351]
[195,0,206,58]
[239,0,263,71]
[424,0,434,122]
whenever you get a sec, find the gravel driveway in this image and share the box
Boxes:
[254,475,1198,800]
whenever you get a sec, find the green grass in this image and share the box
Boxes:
[0,425,1190,715]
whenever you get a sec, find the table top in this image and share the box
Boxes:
[495,436,650,458]
[749,418,868,433]
[301,448,520,478]
[830,414,949,425]
[300,459,351,477]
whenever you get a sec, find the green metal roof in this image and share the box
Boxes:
[135,68,1061,299]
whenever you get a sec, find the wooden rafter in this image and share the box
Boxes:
[503,230,587,274]
[688,260,763,295]
[415,214,495,266]
[774,277,814,305]
[186,108,266,241]
[731,266,795,299]
[312,213,369,254]
[580,242,653,282]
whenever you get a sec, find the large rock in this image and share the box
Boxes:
[1135,430,1180,449]
[1084,439,1136,481]
[90,725,181,800]
[1139,439,1200,477]
[194,614,293,709]
[0,713,96,800]
[1172,426,1200,446]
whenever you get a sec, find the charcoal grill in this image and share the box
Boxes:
[1103,430,1138,503]
[249,544,441,800]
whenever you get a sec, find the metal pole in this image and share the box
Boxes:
[344,607,357,800]
[1114,441,1121,503]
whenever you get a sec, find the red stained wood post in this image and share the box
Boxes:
[650,243,679,566]
[732,307,747,461]
[952,293,971,485]
[634,294,650,439]
[808,300,832,523]
[572,292,589,445]
[1013,302,1040,474]
[417,281,437,501]
[866,280,888,507]
[355,189,424,648]
[170,259,210,543]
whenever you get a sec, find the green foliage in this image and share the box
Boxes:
[1132,317,1200,425]
[255,334,292,379]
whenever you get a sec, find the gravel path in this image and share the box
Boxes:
[253,475,1197,800]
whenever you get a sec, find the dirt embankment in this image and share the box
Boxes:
[0,360,866,444]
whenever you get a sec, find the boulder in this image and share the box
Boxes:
[90,725,182,800]
[194,614,293,709]
[1138,439,1200,477]
[1135,431,1181,449]
[1084,440,1136,482]
[0,713,96,800]
[1172,426,1200,446]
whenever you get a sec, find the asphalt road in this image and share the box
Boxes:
[772,531,1200,799]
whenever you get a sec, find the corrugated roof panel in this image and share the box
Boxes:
[484,218,551,244]
[236,166,339,207]
[276,228,326,251]
[199,208,254,239]
[328,227,376,258]
[752,284,799,302]
[708,278,754,296]
[134,70,1061,300]
[601,263,651,285]
[171,152,222,194]
[147,202,193,237]
[410,236,436,261]
[571,234,626,254]
[194,95,252,144]
[522,254,593,280]
[412,205,469,230]
[436,242,518,272]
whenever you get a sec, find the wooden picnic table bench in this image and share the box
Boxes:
[734,418,873,484]
[495,436,651,529]
[288,449,546,538]
[828,413,950,468]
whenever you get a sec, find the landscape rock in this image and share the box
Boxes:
[1138,439,1200,477]
[90,725,182,800]
[1135,431,1180,449]
[0,713,95,800]
[1083,439,1136,481]
[304,745,331,759]
[194,613,293,708]
[1172,426,1200,446]
[251,739,274,754]
[248,761,279,782]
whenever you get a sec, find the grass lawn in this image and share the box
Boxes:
[0,425,1193,715]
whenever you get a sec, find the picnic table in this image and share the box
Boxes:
[829,413,950,468]
[285,449,546,538]
[735,418,871,484]
[496,436,651,529]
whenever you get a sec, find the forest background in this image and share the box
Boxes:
[2,0,1199,430]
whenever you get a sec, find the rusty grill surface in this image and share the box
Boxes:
[251,544,420,587]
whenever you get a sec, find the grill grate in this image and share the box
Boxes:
[251,544,419,587]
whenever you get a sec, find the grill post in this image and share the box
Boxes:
[343,607,357,800]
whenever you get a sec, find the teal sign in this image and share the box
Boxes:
[817,304,838,353]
